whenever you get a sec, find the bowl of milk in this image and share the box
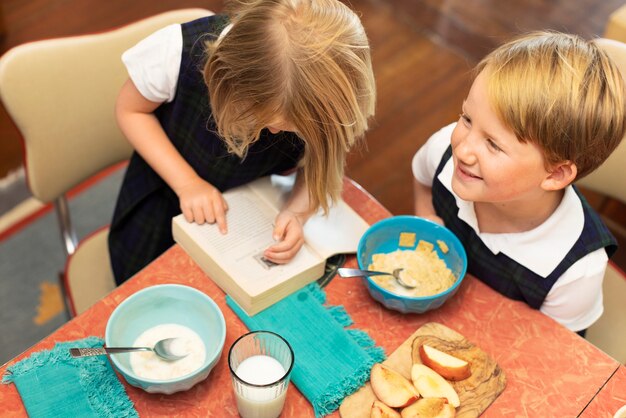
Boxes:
[105,284,226,394]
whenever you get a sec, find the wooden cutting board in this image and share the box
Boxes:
[339,322,506,418]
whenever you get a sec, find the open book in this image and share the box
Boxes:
[172,175,370,315]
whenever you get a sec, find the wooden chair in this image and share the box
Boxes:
[579,38,626,364]
[0,8,213,316]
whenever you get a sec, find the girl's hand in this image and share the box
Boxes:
[176,178,229,233]
[263,210,305,263]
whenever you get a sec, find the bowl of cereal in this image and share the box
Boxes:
[357,215,467,313]
[105,284,226,394]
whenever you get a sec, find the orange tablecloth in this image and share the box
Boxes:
[1,179,624,417]
[581,364,626,417]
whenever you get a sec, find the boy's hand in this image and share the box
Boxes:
[176,178,229,233]
[263,210,305,263]
[419,214,445,225]
[413,178,444,226]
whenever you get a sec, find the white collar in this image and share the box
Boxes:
[217,23,233,42]
[437,159,584,277]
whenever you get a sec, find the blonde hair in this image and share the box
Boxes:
[476,31,626,179]
[204,0,376,213]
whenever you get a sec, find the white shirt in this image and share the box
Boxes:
[121,22,233,103]
[412,123,608,331]
[122,24,182,103]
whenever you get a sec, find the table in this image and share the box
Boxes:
[1,179,625,417]
[581,364,626,417]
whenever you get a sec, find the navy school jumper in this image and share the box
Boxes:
[431,146,617,309]
[109,15,305,284]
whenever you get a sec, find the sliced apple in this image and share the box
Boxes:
[371,400,402,418]
[411,364,460,408]
[370,363,420,408]
[400,398,456,418]
[418,344,471,381]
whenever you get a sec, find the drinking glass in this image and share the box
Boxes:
[228,331,294,418]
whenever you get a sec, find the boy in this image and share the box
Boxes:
[412,31,626,333]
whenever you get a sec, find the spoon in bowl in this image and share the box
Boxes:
[337,267,416,289]
[69,337,188,361]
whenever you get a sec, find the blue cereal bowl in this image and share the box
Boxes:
[357,215,467,313]
[105,284,226,394]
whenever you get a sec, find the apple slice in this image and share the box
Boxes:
[418,344,471,381]
[370,363,420,408]
[400,398,456,418]
[371,400,402,418]
[411,364,460,408]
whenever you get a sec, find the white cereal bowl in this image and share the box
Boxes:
[105,284,226,394]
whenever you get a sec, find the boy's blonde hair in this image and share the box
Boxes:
[204,0,376,213]
[476,31,626,180]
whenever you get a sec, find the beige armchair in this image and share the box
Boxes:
[0,8,213,316]
[580,37,626,364]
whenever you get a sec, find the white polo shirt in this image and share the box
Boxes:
[412,123,608,332]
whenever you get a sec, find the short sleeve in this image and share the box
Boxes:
[540,248,608,331]
[121,24,183,103]
[411,122,455,187]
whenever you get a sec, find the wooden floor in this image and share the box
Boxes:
[1,0,625,267]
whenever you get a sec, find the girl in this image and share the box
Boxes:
[412,31,625,334]
[109,0,376,284]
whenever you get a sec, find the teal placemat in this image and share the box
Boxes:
[227,283,386,417]
[2,336,137,418]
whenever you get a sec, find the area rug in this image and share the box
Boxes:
[0,167,125,364]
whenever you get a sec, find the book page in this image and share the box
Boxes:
[178,186,322,296]
[246,175,370,258]
[303,200,370,259]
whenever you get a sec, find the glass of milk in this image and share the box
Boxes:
[228,331,294,418]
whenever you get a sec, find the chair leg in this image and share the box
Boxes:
[54,196,78,257]
[58,270,73,318]
[54,196,78,318]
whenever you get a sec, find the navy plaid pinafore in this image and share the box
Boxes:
[432,147,617,309]
[108,15,305,284]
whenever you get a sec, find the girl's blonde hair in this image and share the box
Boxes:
[204,0,376,213]
[476,31,626,179]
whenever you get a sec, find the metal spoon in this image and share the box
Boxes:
[337,267,417,289]
[69,337,188,361]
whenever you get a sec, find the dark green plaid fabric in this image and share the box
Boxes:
[432,146,617,309]
[109,15,305,284]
